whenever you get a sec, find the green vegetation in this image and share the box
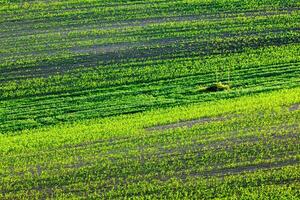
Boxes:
[1,0,300,133]
[0,0,299,199]
[0,88,299,199]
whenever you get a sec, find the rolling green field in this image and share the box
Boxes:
[0,0,300,199]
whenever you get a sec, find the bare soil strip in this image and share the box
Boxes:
[206,158,300,177]
[146,103,300,132]
[145,115,231,132]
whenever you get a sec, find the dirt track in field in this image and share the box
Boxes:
[146,103,300,132]
[145,115,232,132]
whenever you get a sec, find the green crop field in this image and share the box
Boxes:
[0,0,300,199]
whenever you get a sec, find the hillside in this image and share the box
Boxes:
[0,0,300,199]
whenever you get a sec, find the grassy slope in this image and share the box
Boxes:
[0,87,299,199]
[0,0,300,132]
[0,0,300,199]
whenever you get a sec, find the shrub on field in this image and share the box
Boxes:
[197,82,230,92]
[206,82,230,92]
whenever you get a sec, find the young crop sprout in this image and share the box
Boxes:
[227,65,230,86]
[215,65,219,83]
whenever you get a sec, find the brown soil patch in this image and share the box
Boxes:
[289,103,300,112]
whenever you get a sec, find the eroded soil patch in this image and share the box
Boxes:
[289,103,300,112]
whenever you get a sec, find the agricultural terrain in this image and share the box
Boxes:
[0,0,300,199]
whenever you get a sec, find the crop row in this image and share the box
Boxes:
[1,43,299,132]
[1,12,299,57]
[2,0,298,23]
